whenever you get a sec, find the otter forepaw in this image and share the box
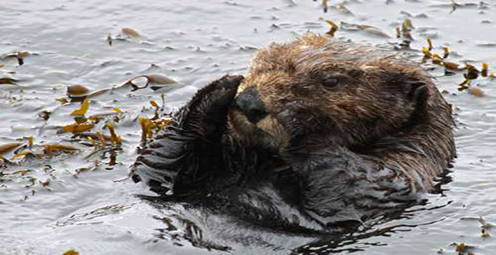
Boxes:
[181,75,244,140]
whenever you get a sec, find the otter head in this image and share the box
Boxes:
[228,35,430,154]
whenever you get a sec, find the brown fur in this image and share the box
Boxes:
[227,34,456,192]
[133,34,456,233]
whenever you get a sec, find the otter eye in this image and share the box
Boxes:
[322,76,340,89]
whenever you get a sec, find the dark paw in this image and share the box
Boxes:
[182,75,244,140]
[188,75,243,112]
[212,75,244,90]
[205,75,244,116]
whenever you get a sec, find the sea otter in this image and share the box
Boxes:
[132,34,455,231]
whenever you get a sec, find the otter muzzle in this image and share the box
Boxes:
[234,87,268,124]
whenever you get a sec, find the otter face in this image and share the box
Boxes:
[228,35,430,153]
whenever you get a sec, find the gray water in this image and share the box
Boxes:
[1,0,496,254]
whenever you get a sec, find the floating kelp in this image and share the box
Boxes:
[427,38,433,51]
[443,62,463,73]
[62,123,95,134]
[324,20,338,37]
[139,115,171,144]
[107,33,112,46]
[478,216,493,237]
[464,64,480,80]
[62,249,79,255]
[416,38,491,95]
[390,18,416,49]
[321,0,328,13]
[88,113,117,123]
[0,142,23,156]
[56,97,70,104]
[11,151,37,160]
[481,63,489,77]
[442,47,450,59]
[478,216,493,229]
[121,27,140,38]
[481,228,491,238]
[67,84,91,102]
[9,169,34,176]
[468,87,485,97]
[87,88,111,98]
[340,22,390,38]
[0,77,18,85]
[329,3,353,15]
[149,100,159,109]
[451,242,474,254]
[96,131,108,146]
[395,27,401,38]
[43,144,80,154]
[429,0,480,14]
[402,18,414,40]
[139,117,154,143]
[74,132,111,147]
[119,74,179,91]
[1,50,29,65]
[457,63,491,93]
[104,123,122,146]
[71,98,90,116]
[106,28,141,45]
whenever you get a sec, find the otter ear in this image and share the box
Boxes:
[401,79,431,126]
[405,80,429,109]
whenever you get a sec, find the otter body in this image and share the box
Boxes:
[132,35,455,230]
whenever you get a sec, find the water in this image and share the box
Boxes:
[1,0,495,254]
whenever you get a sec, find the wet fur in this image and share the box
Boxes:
[230,35,455,191]
[132,35,455,240]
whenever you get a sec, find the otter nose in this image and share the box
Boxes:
[235,87,267,124]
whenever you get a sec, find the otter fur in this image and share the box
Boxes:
[132,35,455,230]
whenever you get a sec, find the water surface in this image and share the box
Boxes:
[1,0,496,254]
